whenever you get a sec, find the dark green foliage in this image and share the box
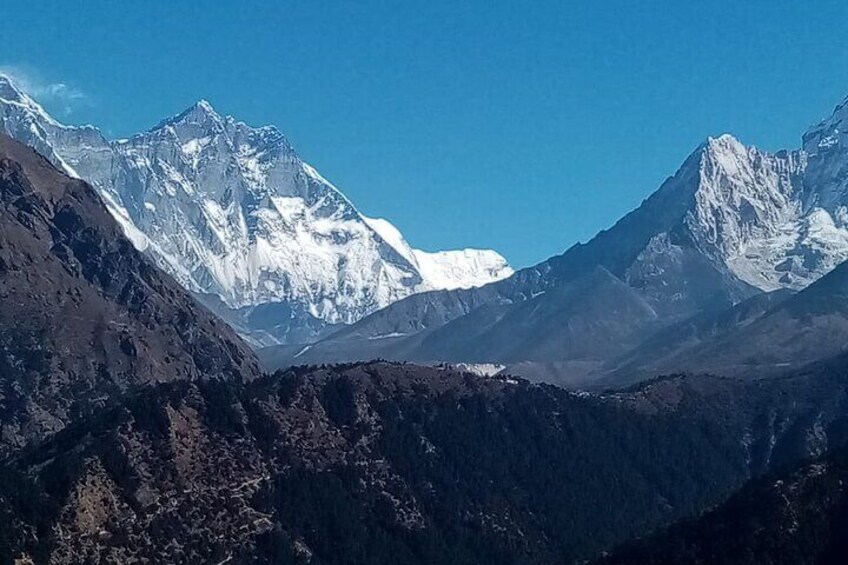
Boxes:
[367,385,751,563]
[321,376,358,429]
[2,362,848,563]
[601,449,848,565]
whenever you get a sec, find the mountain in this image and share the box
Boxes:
[0,74,512,345]
[4,134,848,562]
[596,288,796,385]
[262,93,848,382]
[0,134,259,455]
[600,446,848,565]
[5,359,848,563]
[259,267,663,385]
[594,255,848,387]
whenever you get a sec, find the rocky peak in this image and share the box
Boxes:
[802,94,848,156]
[0,79,512,344]
[0,74,24,102]
[688,134,803,260]
[800,94,848,212]
[155,98,224,131]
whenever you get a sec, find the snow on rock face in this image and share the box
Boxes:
[802,94,848,211]
[607,119,848,294]
[583,93,848,301]
[412,249,513,290]
[688,135,802,259]
[0,74,512,335]
[363,216,514,290]
[683,134,810,290]
[693,123,848,291]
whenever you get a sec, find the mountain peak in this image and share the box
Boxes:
[192,98,217,116]
[0,74,24,101]
[0,73,53,120]
[154,98,223,131]
[704,133,745,154]
[0,76,515,345]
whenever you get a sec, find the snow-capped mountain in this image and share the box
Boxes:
[683,126,848,293]
[362,215,514,290]
[0,74,512,343]
[261,87,848,376]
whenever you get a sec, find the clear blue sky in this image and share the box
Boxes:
[4,1,848,267]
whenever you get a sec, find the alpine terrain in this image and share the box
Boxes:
[6,71,848,564]
[261,90,848,387]
[0,74,512,346]
[0,134,260,455]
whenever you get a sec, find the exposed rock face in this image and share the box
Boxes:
[598,259,848,384]
[0,75,512,345]
[0,134,259,454]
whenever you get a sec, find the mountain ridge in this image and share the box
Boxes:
[5,358,848,563]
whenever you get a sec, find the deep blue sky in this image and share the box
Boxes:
[4,1,848,267]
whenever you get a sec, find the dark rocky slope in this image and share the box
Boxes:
[3,361,848,563]
[0,135,259,454]
[600,445,848,565]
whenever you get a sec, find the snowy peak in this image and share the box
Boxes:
[190,98,217,117]
[0,78,513,343]
[656,106,848,293]
[689,133,803,259]
[800,94,848,212]
[413,248,513,290]
[0,74,25,103]
[0,73,81,178]
[0,74,70,132]
[158,99,221,126]
[363,216,513,290]
[704,133,745,155]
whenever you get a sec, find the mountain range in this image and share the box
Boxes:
[5,78,848,563]
[260,92,848,387]
[15,72,848,390]
[0,75,512,346]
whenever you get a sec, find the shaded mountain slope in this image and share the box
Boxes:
[269,267,663,372]
[600,447,848,565]
[0,134,259,454]
[598,259,848,386]
[596,289,796,385]
[413,266,659,363]
[263,94,848,383]
[261,136,787,373]
[4,360,848,563]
